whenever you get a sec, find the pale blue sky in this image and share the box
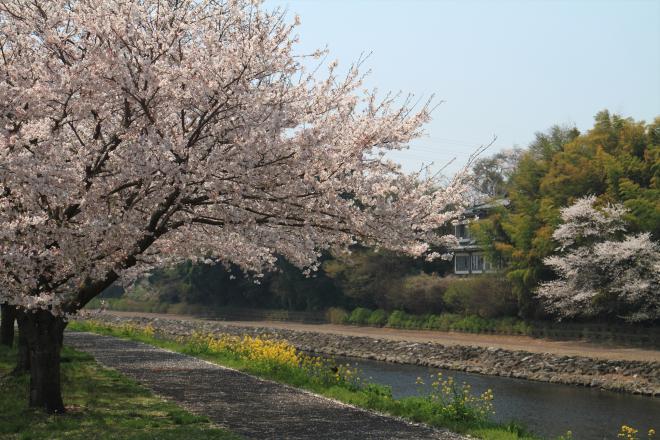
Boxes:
[264,0,660,175]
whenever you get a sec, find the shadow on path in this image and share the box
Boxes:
[65,332,466,440]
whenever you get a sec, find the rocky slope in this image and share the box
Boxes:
[83,313,660,396]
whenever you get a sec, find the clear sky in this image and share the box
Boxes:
[263,0,660,175]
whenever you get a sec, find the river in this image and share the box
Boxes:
[334,356,659,440]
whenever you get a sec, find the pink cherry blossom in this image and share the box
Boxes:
[0,0,469,316]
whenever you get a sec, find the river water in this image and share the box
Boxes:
[334,356,659,440]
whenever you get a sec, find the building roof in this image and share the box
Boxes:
[460,198,510,218]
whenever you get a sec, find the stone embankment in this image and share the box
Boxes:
[85,313,660,396]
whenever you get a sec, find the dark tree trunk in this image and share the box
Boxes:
[1,303,16,347]
[14,312,31,375]
[18,310,67,414]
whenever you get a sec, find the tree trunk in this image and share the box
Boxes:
[14,312,31,375]
[18,310,67,414]
[1,303,16,347]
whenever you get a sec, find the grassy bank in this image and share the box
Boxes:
[88,297,532,333]
[338,307,533,335]
[0,342,238,439]
[90,298,659,348]
[69,319,539,440]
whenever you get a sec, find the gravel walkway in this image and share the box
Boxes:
[65,332,467,440]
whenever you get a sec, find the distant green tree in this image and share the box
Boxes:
[322,247,452,311]
[268,257,345,311]
[322,248,412,310]
[143,262,270,308]
[539,111,659,234]
[469,148,523,199]
[476,111,659,319]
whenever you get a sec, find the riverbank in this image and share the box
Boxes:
[88,300,660,348]
[101,311,660,362]
[85,312,660,396]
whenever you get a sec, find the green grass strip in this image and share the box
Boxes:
[0,342,239,440]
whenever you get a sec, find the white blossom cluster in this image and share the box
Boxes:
[536,196,660,322]
[0,0,468,316]
[550,195,627,250]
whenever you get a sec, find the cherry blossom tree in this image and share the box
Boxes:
[0,302,16,346]
[536,196,660,322]
[0,0,468,412]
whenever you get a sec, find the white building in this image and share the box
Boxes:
[451,200,508,275]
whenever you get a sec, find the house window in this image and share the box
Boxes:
[455,223,470,240]
[455,254,470,273]
[471,254,484,273]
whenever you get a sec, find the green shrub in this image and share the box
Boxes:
[327,307,349,324]
[443,275,517,318]
[512,320,533,335]
[423,313,460,331]
[379,309,531,335]
[386,310,425,329]
[452,316,492,333]
[367,309,389,326]
[385,273,450,314]
[347,307,373,325]
[386,310,409,328]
